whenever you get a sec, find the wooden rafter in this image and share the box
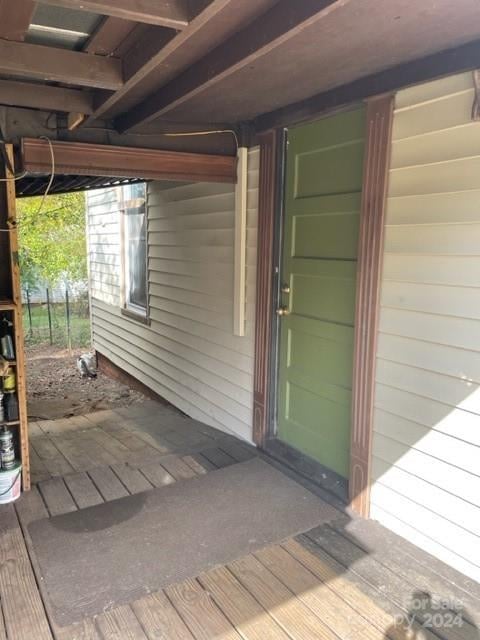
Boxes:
[36,0,191,29]
[85,0,275,122]
[83,16,138,56]
[0,79,93,114]
[0,0,36,41]
[116,0,347,132]
[21,138,237,184]
[0,39,123,90]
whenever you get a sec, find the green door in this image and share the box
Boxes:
[277,107,366,478]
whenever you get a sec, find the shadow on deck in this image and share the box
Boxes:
[0,399,478,640]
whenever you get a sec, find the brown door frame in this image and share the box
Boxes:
[253,95,394,517]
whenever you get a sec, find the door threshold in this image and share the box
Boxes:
[263,438,348,504]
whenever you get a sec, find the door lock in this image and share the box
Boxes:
[280,283,291,294]
[276,306,290,317]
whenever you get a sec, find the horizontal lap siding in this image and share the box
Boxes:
[87,149,259,443]
[371,72,480,582]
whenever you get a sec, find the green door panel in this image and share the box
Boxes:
[277,107,365,478]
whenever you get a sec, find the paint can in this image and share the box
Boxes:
[0,462,21,504]
[0,426,15,470]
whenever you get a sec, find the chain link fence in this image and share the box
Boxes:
[22,283,91,350]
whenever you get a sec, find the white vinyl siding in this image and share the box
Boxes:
[86,148,259,443]
[371,72,480,582]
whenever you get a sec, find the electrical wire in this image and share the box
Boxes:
[34,136,55,217]
[0,135,55,233]
[162,129,240,151]
[0,169,29,182]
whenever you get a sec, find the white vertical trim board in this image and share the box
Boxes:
[86,147,260,443]
[372,72,480,583]
[233,146,248,336]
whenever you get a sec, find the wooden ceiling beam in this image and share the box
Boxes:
[86,0,274,122]
[21,138,237,183]
[0,79,93,114]
[255,39,480,132]
[83,16,138,56]
[0,0,36,41]
[116,0,348,132]
[0,39,123,90]
[36,0,191,29]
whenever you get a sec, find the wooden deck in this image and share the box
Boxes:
[1,400,479,640]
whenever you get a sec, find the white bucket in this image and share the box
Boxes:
[0,463,22,504]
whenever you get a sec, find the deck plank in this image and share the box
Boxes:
[0,504,53,640]
[132,591,196,640]
[88,428,131,463]
[165,578,242,640]
[88,466,129,501]
[38,477,78,516]
[199,447,236,469]
[138,462,175,488]
[305,525,477,640]
[32,437,76,476]
[198,566,291,640]
[111,463,153,494]
[228,554,337,640]
[255,544,383,640]
[160,456,198,480]
[285,537,438,640]
[63,471,105,508]
[29,445,52,483]
[182,455,209,475]
[333,518,480,625]
[96,605,148,640]
[51,435,96,472]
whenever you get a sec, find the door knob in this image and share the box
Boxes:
[280,283,291,294]
[276,306,290,317]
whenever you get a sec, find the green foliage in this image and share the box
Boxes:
[17,192,87,287]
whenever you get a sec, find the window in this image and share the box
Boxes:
[121,183,148,318]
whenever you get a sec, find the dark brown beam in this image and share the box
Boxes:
[0,0,36,41]
[36,0,190,29]
[21,138,237,183]
[116,0,345,132]
[0,39,123,90]
[255,39,480,132]
[0,79,94,114]
[83,16,138,56]
[86,0,276,122]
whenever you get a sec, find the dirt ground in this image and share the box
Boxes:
[26,345,145,420]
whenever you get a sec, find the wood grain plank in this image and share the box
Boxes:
[198,448,236,469]
[63,472,105,508]
[255,544,383,640]
[38,477,77,516]
[228,554,338,640]
[159,456,198,480]
[0,504,52,640]
[165,578,242,640]
[96,605,148,639]
[132,591,196,640]
[88,466,129,501]
[111,463,153,494]
[88,427,131,463]
[198,566,291,640]
[285,537,437,640]
[29,446,52,484]
[31,436,75,476]
[139,462,175,488]
[181,455,208,475]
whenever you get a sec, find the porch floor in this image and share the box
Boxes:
[1,400,479,640]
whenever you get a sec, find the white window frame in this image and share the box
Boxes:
[120,182,149,321]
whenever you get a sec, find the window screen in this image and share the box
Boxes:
[123,183,147,315]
